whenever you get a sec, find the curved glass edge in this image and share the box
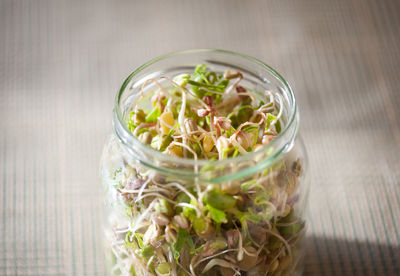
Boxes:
[113,49,299,179]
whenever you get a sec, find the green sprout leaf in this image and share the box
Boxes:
[145,106,161,123]
[204,190,236,210]
[134,233,144,249]
[135,245,154,258]
[172,228,194,261]
[173,74,190,87]
[254,194,270,206]
[187,80,227,93]
[240,179,257,193]
[266,113,277,129]
[207,205,227,223]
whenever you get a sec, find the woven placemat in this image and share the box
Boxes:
[0,0,399,275]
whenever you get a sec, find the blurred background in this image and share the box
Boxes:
[1,0,399,275]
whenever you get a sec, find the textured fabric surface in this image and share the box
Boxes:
[1,0,399,275]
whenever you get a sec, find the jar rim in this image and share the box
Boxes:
[113,49,298,176]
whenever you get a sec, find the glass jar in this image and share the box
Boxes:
[100,49,309,276]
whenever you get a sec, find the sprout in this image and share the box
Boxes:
[202,134,215,153]
[132,107,146,125]
[224,71,242,80]
[197,108,210,117]
[184,118,198,134]
[202,95,213,106]
[156,262,172,276]
[159,111,175,135]
[221,181,240,195]
[194,217,215,238]
[172,214,190,230]
[236,131,253,150]
[165,144,183,157]
[173,73,190,87]
[143,224,161,246]
[138,131,153,144]
[238,246,258,271]
[152,212,170,226]
[216,136,231,159]
[165,225,177,243]
[204,190,236,210]
[155,198,173,217]
[215,117,232,131]
[202,259,238,274]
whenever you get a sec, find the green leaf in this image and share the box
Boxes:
[127,112,136,132]
[159,135,173,151]
[275,119,281,133]
[125,231,135,249]
[232,148,240,157]
[242,125,259,133]
[172,228,193,261]
[167,127,176,137]
[193,64,208,79]
[135,245,154,258]
[278,223,303,237]
[187,80,226,93]
[192,216,206,233]
[207,205,227,223]
[240,179,257,193]
[206,72,217,84]
[145,106,160,123]
[245,213,262,223]
[237,106,253,125]
[231,209,262,224]
[266,113,277,129]
[183,205,196,220]
[156,262,172,275]
[134,233,144,248]
[254,194,270,206]
[173,74,190,87]
[204,190,236,210]
[217,79,229,89]
[175,192,191,214]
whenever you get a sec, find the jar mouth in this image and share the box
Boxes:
[114,49,298,179]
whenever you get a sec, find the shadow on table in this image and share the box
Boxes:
[304,236,400,275]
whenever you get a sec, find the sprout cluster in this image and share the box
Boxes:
[126,65,282,160]
[103,65,305,276]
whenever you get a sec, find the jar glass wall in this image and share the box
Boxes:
[100,50,309,276]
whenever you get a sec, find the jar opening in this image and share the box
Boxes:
[113,49,298,181]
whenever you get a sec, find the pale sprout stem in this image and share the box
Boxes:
[136,177,152,203]
[158,117,183,135]
[164,182,197,203]
[266,229,292,259]
[193,249,238,268]
[230,133,248,155]
[147,255,154,269]
[225,74,242,94]
[140,78,168,98]
[237,229,244,261]
[160,75,208,108]
[177,262,193,276]
[267,93,283,131]
[169,141,202,207]
[133,123,156,136]
[135,192,176,205]
[176,202,202,218]
[119,187,170,195]
[131,201,156,233]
